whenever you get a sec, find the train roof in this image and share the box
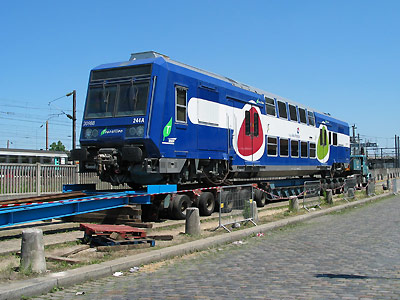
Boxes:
[0,148,68,157]
[93,51,347,125]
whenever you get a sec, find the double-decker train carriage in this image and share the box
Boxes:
[72,51,350,188]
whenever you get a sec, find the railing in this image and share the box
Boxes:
[0,163,128,198]
[216,184,257,232]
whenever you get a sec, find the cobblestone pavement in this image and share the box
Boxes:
[33,196,400,300]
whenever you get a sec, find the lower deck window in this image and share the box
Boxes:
[267,137,278,156]
[310,143,316,158]
[301,141,308,158]
[280,138,289,157]
[291,140,299,157]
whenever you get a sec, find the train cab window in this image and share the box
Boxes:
[277,101,287,119]
[299,108,307,124]
[289,104,298,122]
[310,143,316,158]
[280,138,289,157]
[175,86,187,123]
[86,85,117,118]
[291,140,299,157]
[333,133,338,146]
[116,82,150,117]
[307,111,315,126]
[265,97,276,116]
[329,132,332,145]
[301,141,308,158]
[267,137,278,156]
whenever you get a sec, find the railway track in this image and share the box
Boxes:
[0,191,88,206]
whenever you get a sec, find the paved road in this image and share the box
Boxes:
[34,196,400,300]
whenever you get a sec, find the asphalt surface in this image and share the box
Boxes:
[30,195,400,300]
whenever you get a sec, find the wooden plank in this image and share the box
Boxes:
[63,216,142,223]
[147,235,174,241]
[60,245,90,257]
[123,222,153,228]
[0,191,86,205]
[46,255,82,264]
[96,243,151,252]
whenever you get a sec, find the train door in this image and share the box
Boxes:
[196,87,226,152]
[236,104,264,165]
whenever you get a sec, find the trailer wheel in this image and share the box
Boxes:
[172,194,191,220]
[198,192,215,216]
[220,191,234,213]
[254,189,266,207]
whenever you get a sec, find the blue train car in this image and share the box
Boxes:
[72,52,350,188]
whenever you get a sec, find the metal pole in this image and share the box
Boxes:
[394,135,398,168]
[46,120,49,151]
[73,90,76,150]
[397,135,400,168]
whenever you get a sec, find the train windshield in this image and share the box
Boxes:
[85,82,150,118]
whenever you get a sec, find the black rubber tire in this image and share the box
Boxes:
[239,189,251,203]
[198,192,215,216]
[172,194,191,220]
[220,191,234,213]
[254,189,266,207]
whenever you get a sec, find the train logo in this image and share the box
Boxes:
[163,117,173,141]
[232,103,265,161]
[317,124,330,163]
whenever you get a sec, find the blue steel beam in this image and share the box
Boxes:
[0,193,147,228]
[0,184,178,228]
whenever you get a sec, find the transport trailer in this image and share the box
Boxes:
[0,176,326,227]
[0,184,176,228]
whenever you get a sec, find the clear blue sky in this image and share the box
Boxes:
[0,0,399,151]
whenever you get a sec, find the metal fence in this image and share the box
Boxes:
[217,184,256,232]
[302,181,321,211]
[78,172,129,190]
[0,163,128,198]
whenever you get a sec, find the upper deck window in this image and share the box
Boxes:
[308,111,315,126]
[289,104,298,122]
[299,108,307,124]
[176,86,187,123]
[265,97,276,116]
[277,101,287,119]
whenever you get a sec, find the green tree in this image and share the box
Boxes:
[49,140,66,152]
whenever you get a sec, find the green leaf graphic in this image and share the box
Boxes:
[163,118,172,141]
[101,128,107,136]
[317,126,329,160]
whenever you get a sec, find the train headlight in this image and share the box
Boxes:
[129,127,137,136]
[92,129,99,138]
[136,125,144,137]
[84,128,93,139]
[127,125,145,138]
